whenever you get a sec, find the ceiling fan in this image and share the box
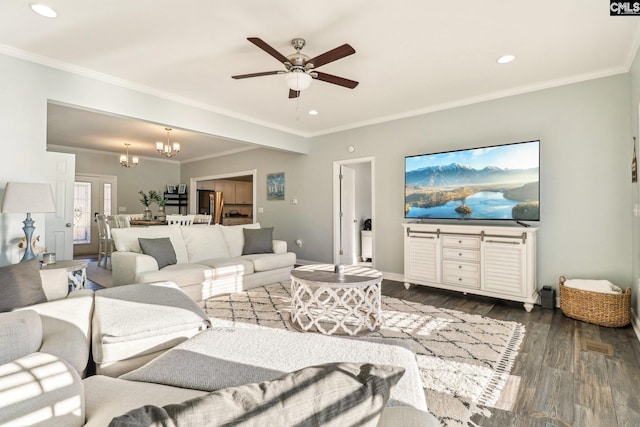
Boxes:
[232,37,359,98]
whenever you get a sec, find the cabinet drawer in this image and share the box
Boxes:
[443,260,480,275]
[442,247,480,262]
[442,270,480,288]
[442,235,481,249]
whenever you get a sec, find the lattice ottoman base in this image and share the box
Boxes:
[290,279,381,336]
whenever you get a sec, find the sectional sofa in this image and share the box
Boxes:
[0,260,440,427]
[111,223,296,303]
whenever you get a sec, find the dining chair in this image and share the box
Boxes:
[193,214,212,225]
[166,214,195,226]
[96,214,114,269]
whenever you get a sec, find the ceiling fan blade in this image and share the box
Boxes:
[232,71,281,79]
[314,72,359,89]
[288,89,300,99]
[247,37,289,64]
[307,44,355,68]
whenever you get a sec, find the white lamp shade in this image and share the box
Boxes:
[1,182,56,213]
[284,71,312,91]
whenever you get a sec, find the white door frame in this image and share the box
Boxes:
[189,169,257,220]
[333,157,375,267]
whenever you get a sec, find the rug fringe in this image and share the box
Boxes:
[477,322,526,406]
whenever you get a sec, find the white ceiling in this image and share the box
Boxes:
[1,0,639,162]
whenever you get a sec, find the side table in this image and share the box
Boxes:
[42,260,88,290]
[290,264,383,336]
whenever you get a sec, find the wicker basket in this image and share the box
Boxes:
[559,276,631,327]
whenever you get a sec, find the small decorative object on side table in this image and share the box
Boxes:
[290,264,383,336]
[41,259,88,290]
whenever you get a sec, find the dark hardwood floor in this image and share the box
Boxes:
[382,280,640,427]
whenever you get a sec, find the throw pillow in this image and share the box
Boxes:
[138,238,177,270]
[109,362,404,427]
[242,227,274,255]
[0,258,47,312]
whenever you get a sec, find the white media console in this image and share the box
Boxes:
[402,223,538,311]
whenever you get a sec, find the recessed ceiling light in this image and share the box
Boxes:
[497,55,515,64]
[30,3,57,18]
[308,110,319,116]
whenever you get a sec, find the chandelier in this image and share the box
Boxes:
[119,143,139,168]
[156,127,180,158]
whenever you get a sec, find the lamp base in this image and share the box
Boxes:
[20,213,36,263]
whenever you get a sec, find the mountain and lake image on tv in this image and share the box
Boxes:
[405,140,540,221]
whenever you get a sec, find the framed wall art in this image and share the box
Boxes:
[267,173,285,200]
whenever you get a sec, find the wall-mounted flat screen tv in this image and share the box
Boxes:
[405,140,540,221]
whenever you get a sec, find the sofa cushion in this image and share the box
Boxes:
[242,227,274,255]
[221,223,261,257]
[0,258,47,312]
[180,224,231,263]
[136,264,217,288]
[92,283,210,368]
[111,362,403,427]
[195,258,254,277]
[241,252,297,272]
[20,290,95,376]
[0,310,42,365]
[138,237,177,269]
[112,226,189,264]
[83,376,207,427]
[0,352,84,427]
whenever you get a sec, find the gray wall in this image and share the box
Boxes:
[182,74,633,292]
[50,147,181,214]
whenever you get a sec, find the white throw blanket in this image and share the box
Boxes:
[120,327,428,412]
[563,278,622,295]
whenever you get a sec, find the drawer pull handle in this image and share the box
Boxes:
[458,278,462,281]
[458,265,462,269]
[459,253,462,256]
[458,240,462,244]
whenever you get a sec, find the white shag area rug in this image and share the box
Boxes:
[205,283,525,427]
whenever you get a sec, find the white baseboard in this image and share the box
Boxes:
[294,259,321,265]
[381,271,404,282]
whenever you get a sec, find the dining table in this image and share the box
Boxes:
[129,219,168,227]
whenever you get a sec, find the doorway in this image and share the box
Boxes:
[73,174,117,256]
[189,170,257,225]
[333,157,375,267]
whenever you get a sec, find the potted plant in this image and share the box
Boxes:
[139,190,154,220]
[149,190,167,221]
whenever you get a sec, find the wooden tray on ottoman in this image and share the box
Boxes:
[559,275,631,327]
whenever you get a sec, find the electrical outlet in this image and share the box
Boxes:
[290,198,298,205]
[295,239,303,247]
[258,207,264,213]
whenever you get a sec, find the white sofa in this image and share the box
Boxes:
[0,272,439,427]
[111,223,296,303]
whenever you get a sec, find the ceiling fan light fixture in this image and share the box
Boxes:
[284,71,312,92]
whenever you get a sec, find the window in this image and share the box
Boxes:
[73,182,91,244]
[103,183,112,216]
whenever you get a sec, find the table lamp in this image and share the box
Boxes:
[1,182,56,262]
